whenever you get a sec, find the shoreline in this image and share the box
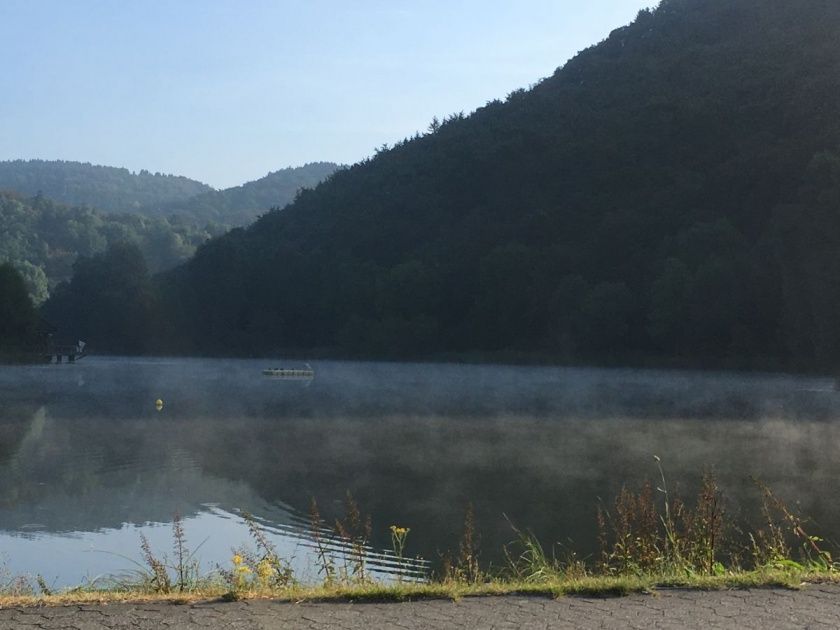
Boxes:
[1,570,837,608]
[32,350,828,381]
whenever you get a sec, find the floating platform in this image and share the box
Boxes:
[44,343,86,364]
[262,365,314,380]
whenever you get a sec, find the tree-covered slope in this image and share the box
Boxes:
[0,160,212,214]
[0,192,222,304]
[54,0,840,369]
[139,162,341,225]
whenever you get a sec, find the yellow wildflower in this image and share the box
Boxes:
[232,554,243,565]
[257,559,273,580]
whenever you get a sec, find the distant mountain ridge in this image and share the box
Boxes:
[0,159,212,214]
[0,160,342,304]
[138,162,342,225]
[0,159,341,226]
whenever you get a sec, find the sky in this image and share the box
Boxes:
[0,1,652,189]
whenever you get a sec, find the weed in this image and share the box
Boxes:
[221,512,295,594]
[334,491,372,582]
[139,533,171,593]
[444,503,482,583]
[3,471,838,603]
[503,519,556,583]
[169,513,204,592]
[751,478,834,571]
[113,517,210,595]
[688,473,725,574]
[600,481,660,574]
[35,575,52,596]
[389,525,410,580]
[0,561,33,597]
[599,460,727,576]
[502,514,592,583]
[309,498,335,583]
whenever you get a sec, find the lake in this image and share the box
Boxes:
[1,356,839,587]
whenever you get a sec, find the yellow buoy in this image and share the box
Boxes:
[155,398,164,411]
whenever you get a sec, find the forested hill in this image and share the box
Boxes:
[0,191,222,304]
[0,160,211,214]
[0,162,339,306]
[48,0,840,369]
[138,162,341,225]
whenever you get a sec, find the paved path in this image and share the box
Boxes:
[2,585,840,629]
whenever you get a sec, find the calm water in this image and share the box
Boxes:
[1,357,840,586]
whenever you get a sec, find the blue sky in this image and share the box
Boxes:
[0,1,652,188]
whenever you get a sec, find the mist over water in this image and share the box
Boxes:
[1,357,839,586]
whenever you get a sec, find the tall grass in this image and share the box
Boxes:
[2,463,837,602]
[751,478,832,571]
[333,491,373,582]
[498,459,833,585]
[439,503,482,583]
[309,498,335,583]
[596,465,727,576]
[127,514,206,594]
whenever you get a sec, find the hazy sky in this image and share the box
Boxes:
[1,1,651,189]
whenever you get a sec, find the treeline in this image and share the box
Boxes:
[0,160,340,227]
[0,160,211,214]
[138,162,341,226]
[43,243,159,355]
[0,163,341,303]
[0,192,224,303]
[44,0,840,370]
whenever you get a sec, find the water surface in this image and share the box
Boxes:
[1,357,839,586]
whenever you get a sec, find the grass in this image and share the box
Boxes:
[3,462,840,608]
[1,570,838,609]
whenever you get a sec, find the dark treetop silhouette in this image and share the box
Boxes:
[43,0,840,370]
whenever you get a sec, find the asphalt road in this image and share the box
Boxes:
[2,585,840,629]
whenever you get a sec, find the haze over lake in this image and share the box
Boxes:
[1,357,839,586]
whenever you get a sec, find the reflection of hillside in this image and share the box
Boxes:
[0,406,280,533]
[0,402,38,462]
[188,414,840,560]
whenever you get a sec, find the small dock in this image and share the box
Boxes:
[44,344,86,364]
[262,365,314,380]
